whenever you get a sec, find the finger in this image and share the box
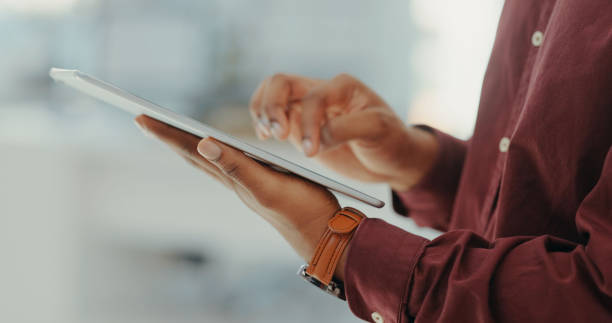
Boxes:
[249,78,267,121]
[181,155,230,187]
[249,78,272,139]
[173,147,225,180]
[135,115,234,187]
[180,155,234,189]
[196,137,277,189]
[135,115,203,158]
[300,73,358,156]
[286,103,303,149]
[261,74,291,139]
[253,121,271,140]
[257,123,272,140]
[320,108,396,150]
[261,74,316,140]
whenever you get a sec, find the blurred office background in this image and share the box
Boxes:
[0,0,503,322]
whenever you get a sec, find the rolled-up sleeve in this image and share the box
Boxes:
[344,218,429,323]
[393,126,468,231]
[345,147,612,323]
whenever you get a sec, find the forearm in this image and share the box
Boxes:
[391,127,468,231]
[388,125,440,192]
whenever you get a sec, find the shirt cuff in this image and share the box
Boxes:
[345,218,429,323]
[392,126,467,231]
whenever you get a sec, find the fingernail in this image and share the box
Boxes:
[271,122,282,138]
[259,117,271,128]
[197,139,222,160]
[255,127,265,140]
[302,138,313,155]
[258,121,271,136]
[134,120,154,138]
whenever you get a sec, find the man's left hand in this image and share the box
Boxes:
[134,115,350,279]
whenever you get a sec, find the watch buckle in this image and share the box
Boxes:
[298,264,346,300]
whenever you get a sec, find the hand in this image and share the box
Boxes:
[250,73,439,191]
[134,115,352,280]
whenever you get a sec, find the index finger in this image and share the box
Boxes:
[260,74,319,139]
[300,74,358,156]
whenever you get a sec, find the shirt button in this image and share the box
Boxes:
[371,312,384,323]
[532,31,544,47]
[499,137,510,153]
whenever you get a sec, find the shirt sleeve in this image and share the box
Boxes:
[392,126,468,232]
[345,148,612,323]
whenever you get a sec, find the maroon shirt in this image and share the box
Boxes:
[344,1,612,322]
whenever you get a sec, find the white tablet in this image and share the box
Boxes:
[49,68,385,208]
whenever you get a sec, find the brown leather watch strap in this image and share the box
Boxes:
[305,207,366,285]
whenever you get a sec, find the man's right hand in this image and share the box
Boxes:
[249,73,439,191]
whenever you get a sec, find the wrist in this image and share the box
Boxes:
[389,126,439,192]
[299,207,365,293]
[272,204,339,262]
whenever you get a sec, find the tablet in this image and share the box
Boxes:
[49,68,385,208]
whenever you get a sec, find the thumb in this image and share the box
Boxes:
[320,108,394,150]
[197,137,267,187]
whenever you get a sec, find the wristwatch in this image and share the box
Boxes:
[297,207,366,300]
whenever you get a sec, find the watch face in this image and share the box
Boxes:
[297,265,346,300]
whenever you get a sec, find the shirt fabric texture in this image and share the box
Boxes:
[344,1,612,322]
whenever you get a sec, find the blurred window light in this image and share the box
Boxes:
[408,0,504,139]
[0,0,78,14]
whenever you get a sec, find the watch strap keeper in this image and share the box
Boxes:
[305,207,366,285]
